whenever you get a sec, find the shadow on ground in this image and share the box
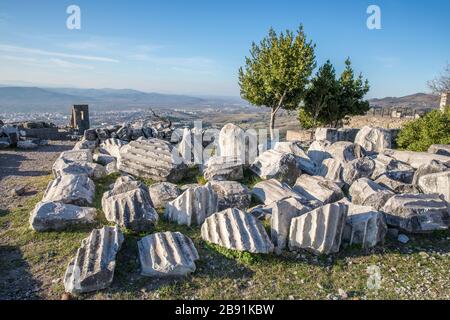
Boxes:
[0,245,42,300]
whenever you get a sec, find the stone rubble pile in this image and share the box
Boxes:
[27,123,449,295]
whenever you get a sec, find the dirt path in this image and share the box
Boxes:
[0,141,75,212]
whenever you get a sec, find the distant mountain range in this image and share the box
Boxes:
[0,86,245,113]
[368,93,440,110]
[0,85,441,113]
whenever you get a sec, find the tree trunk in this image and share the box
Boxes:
[270,108,276,141]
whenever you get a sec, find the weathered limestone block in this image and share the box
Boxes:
[164,183,218,226]
[418,171,450,202]
[93,153,116,166]
[52,159,106,179]
[342,157,375,185]
[201,208,274,254]
[349,178,394,210]
[250,149,300,185]
[209,180,251,211]
[354,126,391,153]
[17,140,38,149]
[383,149,450,169]
[382,194,450,233]
[428,144,450,157]
[370,153,415,182]
[73,139,97,152]
[412,160,449,185]
[118,138,188,183]
[178,127,203,164]
[315,128,359,143]
[99,138,127,159]
[52,150,105,179]
[203,156,244,181]
[273,141,316,175]
[149,182,181,208]
[138,232,199,277]
[102,176,158,232]
[316,158,344,185]
[375,173,420,194]
[289,202,348,255]
[271,197,311,253]
[293,175,344,204]
[307,140,331,165]
[64,226,124,294]
[30,201,96,232]
[343,204,387,248]
[57,150,93,163]
[218,123,257,165]
[42,174,95,206]
[326,141,365,163]
[252,179,303,205]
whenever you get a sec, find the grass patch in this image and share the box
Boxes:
[239,168,262,189]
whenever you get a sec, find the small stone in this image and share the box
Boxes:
[398,234,409,244]
[10,186,26,196]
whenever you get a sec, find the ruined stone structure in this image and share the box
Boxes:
[70,105,90,134]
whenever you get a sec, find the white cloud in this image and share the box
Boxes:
[0,44,119,63]
[48,58,95,70]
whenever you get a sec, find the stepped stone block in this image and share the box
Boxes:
[30,201,96,232]
[354,126,391,153]
[99,138,127,159]
[343,204,387,248]
[149,182,181,208]
[271,197,311,253]
[349,178,394,210]
[42,174,95,206]
[382,194,450,233]
[201,208,274,254]
[289,202,348,255]
[383,149,450,169]
[64,226,124,294]
[118,138,187,183]
[326,141,365,163]
[273,141,316,175]
[102,176,158,232]
[138,231,199,277]
[209,180,251,211]
[252,179,303,205]
[203,156,244,181]
[293,175,344,204]
[418,171,450,202]
[250,149,300,185]
[164,183,218,226]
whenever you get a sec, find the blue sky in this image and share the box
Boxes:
[0,0,448,98]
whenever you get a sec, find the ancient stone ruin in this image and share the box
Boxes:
[26,121,450,295]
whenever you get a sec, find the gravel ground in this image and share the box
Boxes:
[0,141,75,212]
